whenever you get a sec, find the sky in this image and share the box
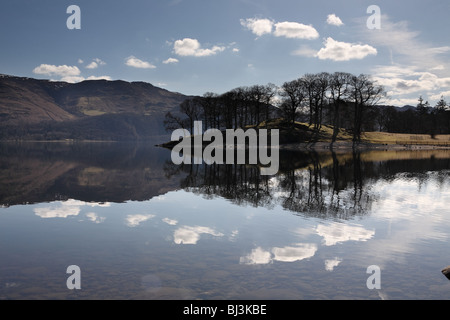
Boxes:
[1,0,449,106]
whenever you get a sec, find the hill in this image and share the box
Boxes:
[0,74,191,141]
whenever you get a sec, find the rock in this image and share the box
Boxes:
[442,266,450,280]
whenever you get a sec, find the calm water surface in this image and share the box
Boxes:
[1,142,450,300]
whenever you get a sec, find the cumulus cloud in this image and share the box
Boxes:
[34,200,83,218]
[271,244,317,262]
[60,76,86,83]
[85,75,112,81]
[125,56,156,69]
[33,64,81,77]
[240,18,273,36]
[274,21,319,40]
[239,243,318,265]
[33,199,108,219]
[316,222,375,246]
[162,217,178,225]
[59,75,111,83]
[86,61,99,69]
[86,212,106,224]
[85,58,106,69]
[241,17,319,40]
[240,247,272,264]
[173,225,224,244]
[33,63,111,83]
[430,90,450,101]
[325,257,342,271]
[316,37,377,61]
[173,38,225,57]
[125,214,155,227]
[327,14,344,26]
[372,65,450,104]
[163,57,179,64]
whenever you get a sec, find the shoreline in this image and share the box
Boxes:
[2,139,450,152]
[279,141,450,152]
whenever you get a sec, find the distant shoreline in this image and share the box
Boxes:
[279,141,450,151]
[3,137,450,152]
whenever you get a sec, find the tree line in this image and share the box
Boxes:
[165,71,450,143]
[374,96,450,136]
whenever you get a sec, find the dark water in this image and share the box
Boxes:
[1,142,450,300]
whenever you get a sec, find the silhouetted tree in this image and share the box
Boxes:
[328,72,352,145]
[348,74,385,145]
[279,79,306,126]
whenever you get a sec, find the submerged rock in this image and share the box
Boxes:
[442,266,450,280]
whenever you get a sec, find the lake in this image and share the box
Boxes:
[1,142,450,300]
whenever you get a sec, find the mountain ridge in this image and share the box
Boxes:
[0,74,193,141]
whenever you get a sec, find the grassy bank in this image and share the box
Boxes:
[253,118,450,149]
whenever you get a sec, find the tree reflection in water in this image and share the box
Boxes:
[164,150,380,219]
[164,149,450,220]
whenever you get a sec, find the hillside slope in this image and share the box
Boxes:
[0,74,191,141]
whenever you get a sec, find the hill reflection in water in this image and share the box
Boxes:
[2,142,450,220]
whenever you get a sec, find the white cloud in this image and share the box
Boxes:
[33,64,81,77]
[240,18,273,37]
[85,58,106,69]
[33,200,110,218]
[162,217,178,225]
[239,243,317,264]
[33,199,86,218]
[431,65,445,71]
[372,65,450,103]
[78,59,84,64]
[59,75,111,83]
[271,244,317,262]
[232,48,240,53]
[173,38,225,57]
[163,57,179,64]
[34,205,79,218]
[316,222,375,246]
[430,90,450,101]
[325,257,342,271]
[33,63,111,83]
[125,56,156,69]
[327,14,344,26]
[86,75,112,81]
[173,225,223,244]
[86,212,105,224]
[239,247,272,264]
[274,21,319,40]
[316,37,377,61]
[363,15,450,69]
[363,15,450,105]
[60,75,86,83]
[125,214,155,227]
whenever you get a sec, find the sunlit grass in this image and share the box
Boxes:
[256,118,450,146]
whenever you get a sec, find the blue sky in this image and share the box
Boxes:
[1,0,449,106]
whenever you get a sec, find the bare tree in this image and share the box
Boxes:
[279,79,306,126]
[164,111,187,132]
[179,98,202,134]
[348,74,385,145]
[328,72,352,146]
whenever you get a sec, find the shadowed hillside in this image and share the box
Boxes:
[0,74,191,141]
